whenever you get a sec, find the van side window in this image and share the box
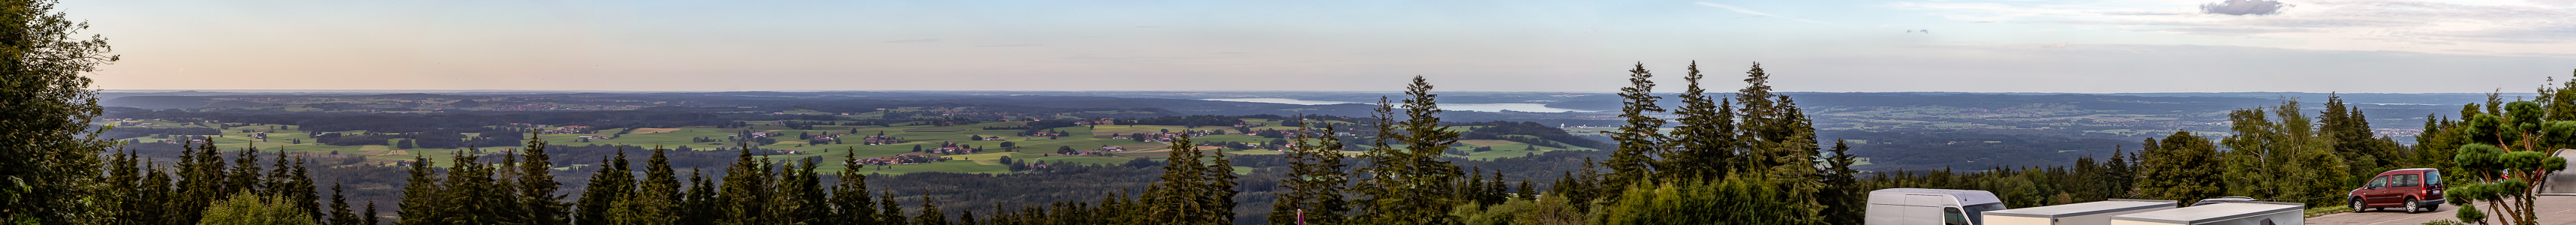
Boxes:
[2394,174,2419,188]
[2368,176,2388,189]
[1943,207,1970,225]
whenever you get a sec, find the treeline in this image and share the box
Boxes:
[1455,121,1611,149]
[1830,130,2134,170]
[1117,115,1246,128]
[99,127,224,140]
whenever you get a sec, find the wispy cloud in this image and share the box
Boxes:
[1694,2,1834,25]
[882,39,940,43]
[2200,0,2292,16]
[1891,0,2576,49]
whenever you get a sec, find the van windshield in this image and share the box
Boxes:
[1962,202,2007,224]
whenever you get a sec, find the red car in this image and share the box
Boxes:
[2349,168,2445,213]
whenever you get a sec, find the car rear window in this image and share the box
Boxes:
[2425,170,2442,185]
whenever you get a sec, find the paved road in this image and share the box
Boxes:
[2547,149,2574,194]
[2308,196,2576,224]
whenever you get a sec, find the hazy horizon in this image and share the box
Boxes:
[62,0,2576,93]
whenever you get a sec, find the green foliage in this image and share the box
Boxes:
[2455,204,2485,224]
[2442,99,2575,225]
[1596,174,1817,225]
[1451,194,1585,225]
[2139,131,2224,207]
[2217,100,2352,206]
[200,192,320,225]
[0,0,119,222]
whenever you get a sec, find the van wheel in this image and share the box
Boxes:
[2404,198,2421,214]
[2350,198,2367,212]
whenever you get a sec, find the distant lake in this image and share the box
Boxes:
[1203,98,1601,112]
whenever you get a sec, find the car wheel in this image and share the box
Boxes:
[2351,198,2367,212]
[2405,198,2421,214]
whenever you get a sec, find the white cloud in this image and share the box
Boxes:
[1695,2,1835,25]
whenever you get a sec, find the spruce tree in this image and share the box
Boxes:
[1354,76,1465,224]
[1604,63,1667,191]
[1145,133,1230,224]
[877,191,906,224]
[831,150,879,225]
[393,155,441,225]
[429,149,509,224]
[780,158,831,224]
[678,169,720,225]
[1820,140,1865,224]
[912,196,947,225]
[517,134,570,225]
[609,147,682,225]
[1662,61,1739,182]
[716,147,777,224]
[1269,124,1349,225]
[330,184,359,225]
[364,202,379,225]
[575,148,633,225]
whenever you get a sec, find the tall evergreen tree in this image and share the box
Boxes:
[1144,133,1233,224]
[1662,61,1739,182]
[778,158,831,224]
[392,155,441,225]
[1603,63,1667,190]
[575,148,633,225]
[1269,124,1348,225]
[516,134,570,225]
[831,150,879,225]
[1354,76,1465,224]
[877,191,906,224]
[912,196,947,225]
[363,202,378,225]
[678,169,719,225]
[330,184,360,225]
[608,147,681,225]
[1820,140,1865,225]
[2321,94,2403,180]
[716,147,777,224]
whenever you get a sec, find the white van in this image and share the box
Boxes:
[1868,188,2010,225]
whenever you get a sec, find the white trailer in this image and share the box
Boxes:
[2109,202,2304,225]
[1980,199,2176,225]
[1868,188,2009,225]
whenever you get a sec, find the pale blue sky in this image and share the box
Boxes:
[64,0,2576,93]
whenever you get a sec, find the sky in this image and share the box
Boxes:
[61,0,2576,93]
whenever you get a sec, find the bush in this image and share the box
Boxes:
[198,192,320,225]
[1596,175,1821,224]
